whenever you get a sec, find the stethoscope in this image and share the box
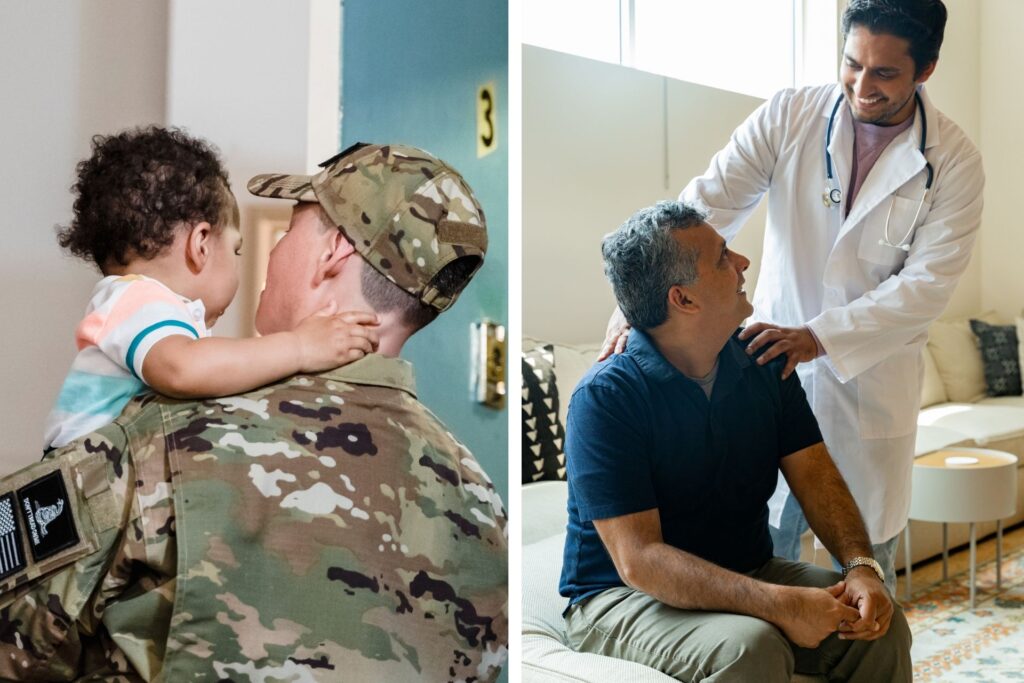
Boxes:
[823,91,934,252]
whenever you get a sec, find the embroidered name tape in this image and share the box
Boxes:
[16,471,79,562]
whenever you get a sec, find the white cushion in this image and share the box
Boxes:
[522,532,679,682]
[920,346,948,408]
[918,403,1024,444]
[523,480,570,545]
[926,311,1000,403]
[523,635,678,683]
[522,533,572,640]
[977,396,1024,409]
[915,424,972,456]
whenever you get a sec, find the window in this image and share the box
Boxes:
[523,0,621,65]
[523,0,839,99]
[631,0,794,98]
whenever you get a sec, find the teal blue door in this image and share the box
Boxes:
[340,0,509,506]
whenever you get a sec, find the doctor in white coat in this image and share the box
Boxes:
[604,0,983,591]
[688,0,985,592]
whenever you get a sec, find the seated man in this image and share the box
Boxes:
[560,200,910,682]
[0,143,507,682]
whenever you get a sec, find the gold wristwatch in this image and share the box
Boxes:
[842,556,885,583]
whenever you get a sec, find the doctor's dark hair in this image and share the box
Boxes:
[58,126,238,273]
[842,0,947,76]
[601,201,706,331]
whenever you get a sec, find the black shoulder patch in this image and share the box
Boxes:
[0,492,27,581]
[16,471,79,562]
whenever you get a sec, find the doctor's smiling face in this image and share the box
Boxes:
[841,26,936,126]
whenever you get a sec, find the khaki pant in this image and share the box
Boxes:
[565,559,912,683]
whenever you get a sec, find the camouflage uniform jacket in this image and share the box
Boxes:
[0,355,509,682]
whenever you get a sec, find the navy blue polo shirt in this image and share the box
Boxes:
[559,329,823,608]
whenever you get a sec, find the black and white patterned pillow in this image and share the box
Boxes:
[522,345,566,483]
[970,319,1021,396]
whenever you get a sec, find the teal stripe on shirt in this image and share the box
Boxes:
[125,319,199,380]
[54,370,145,416]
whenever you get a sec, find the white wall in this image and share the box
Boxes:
[524,46,668,343]
[167,0,341,336]
[0,1,168,467]
[523,46,765,342]
[921,0,982,318]
[979,0,1024,321]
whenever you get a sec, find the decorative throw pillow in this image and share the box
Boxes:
[1018,317,1024,384]
[522,344,566,483]
[970,319,1021,396]
[927,311,1001,402]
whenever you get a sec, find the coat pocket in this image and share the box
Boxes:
[857,194,930,268]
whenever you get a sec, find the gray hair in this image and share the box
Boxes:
[601,201,707,330]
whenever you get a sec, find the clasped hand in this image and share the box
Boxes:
[835,570,895,642]
[777,573,892,649]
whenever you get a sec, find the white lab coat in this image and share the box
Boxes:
[680,83,984,543]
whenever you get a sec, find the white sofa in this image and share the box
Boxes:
[522,314,1024,682]
[900,313,1024,568]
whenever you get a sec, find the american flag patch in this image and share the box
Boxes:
[0,493,26,581]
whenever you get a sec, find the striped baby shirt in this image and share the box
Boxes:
[44,275,209,449]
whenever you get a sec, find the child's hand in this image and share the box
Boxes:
[292,303,380,372]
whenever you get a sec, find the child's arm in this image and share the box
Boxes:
[141,309,380,398]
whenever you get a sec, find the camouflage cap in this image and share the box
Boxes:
[247,143,487,312]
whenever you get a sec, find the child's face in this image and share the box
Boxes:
[203,224,242,327]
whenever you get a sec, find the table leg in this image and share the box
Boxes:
[997,519,1003,590]
[942,523,948,581]
[969,522,976,610]
[904,524,912,602]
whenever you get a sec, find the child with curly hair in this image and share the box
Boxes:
[44,126,379,449]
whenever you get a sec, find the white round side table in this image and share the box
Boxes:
[904,447,1018,608]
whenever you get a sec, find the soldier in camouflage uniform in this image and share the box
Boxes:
[0,143,507,681]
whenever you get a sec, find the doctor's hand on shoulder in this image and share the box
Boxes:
[739,323,822,380]
[599,306,632,361]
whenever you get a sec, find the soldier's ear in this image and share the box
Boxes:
[313,230,356,286]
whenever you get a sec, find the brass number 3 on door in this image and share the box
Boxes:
[477,82,497,158]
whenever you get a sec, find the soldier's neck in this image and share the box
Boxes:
[376,336,406,357]
[374,311,413,357]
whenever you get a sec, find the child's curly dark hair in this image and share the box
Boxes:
[58,126,237,272]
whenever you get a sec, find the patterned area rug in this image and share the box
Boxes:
[906,541,1024,681]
